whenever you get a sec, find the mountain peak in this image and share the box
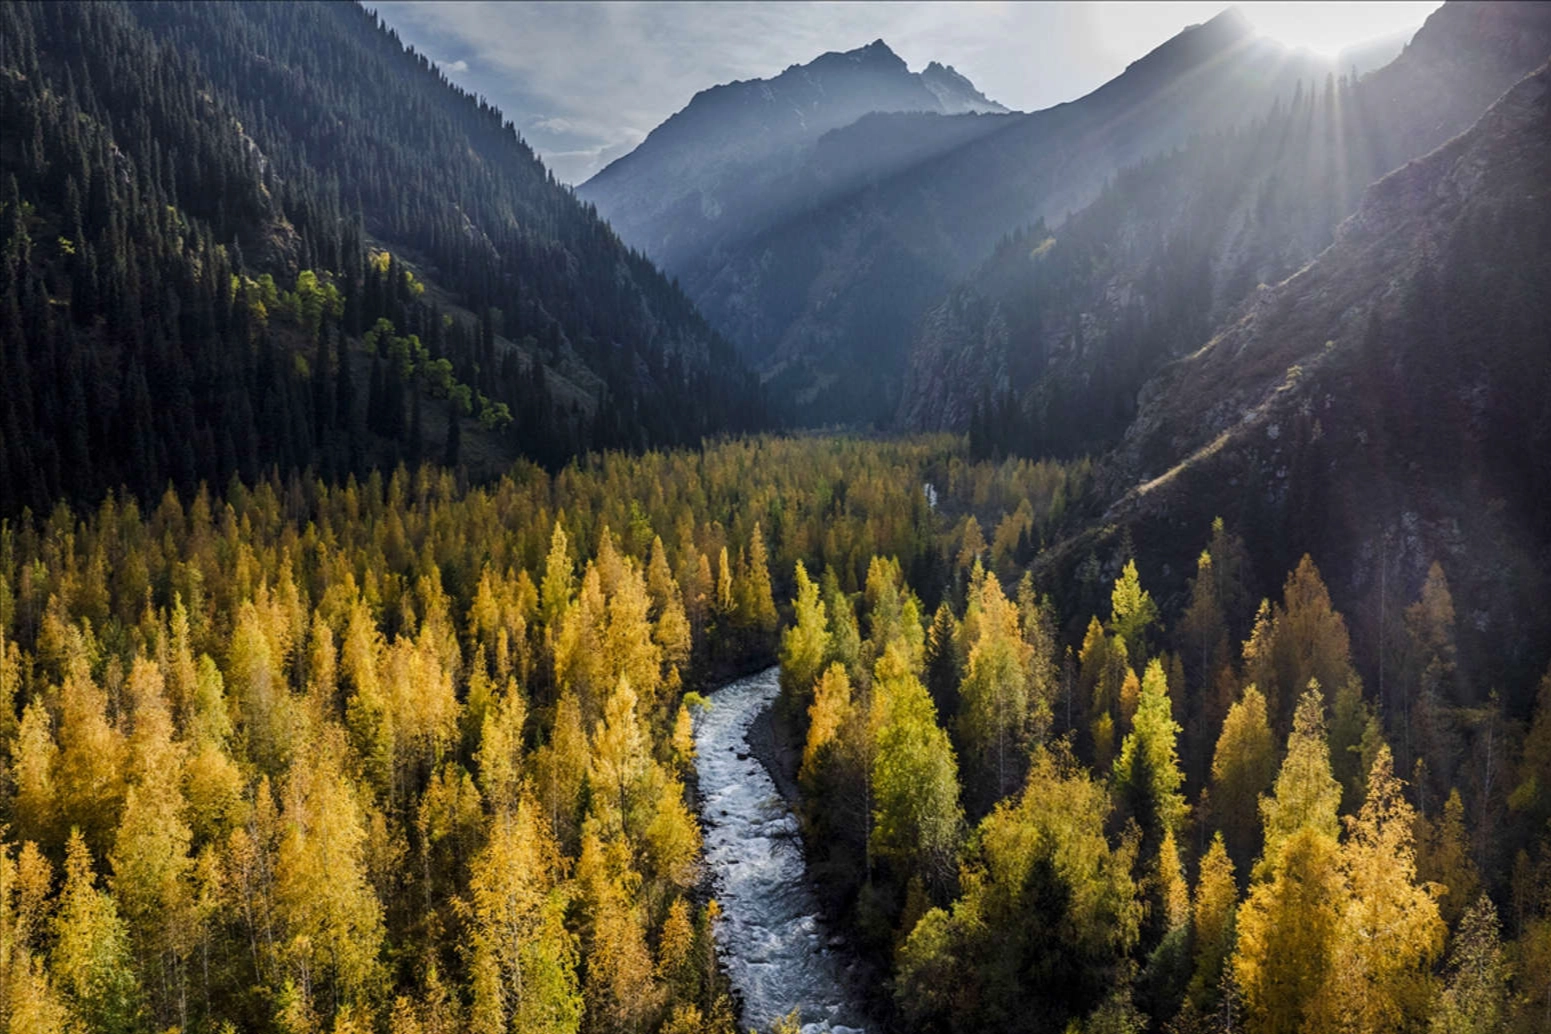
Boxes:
[586,35,1005,191]
[1095,2,1263,105]
[835,37,906,71]
[1199,6,1253,36]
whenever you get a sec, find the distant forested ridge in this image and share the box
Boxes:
[0,0,766,517]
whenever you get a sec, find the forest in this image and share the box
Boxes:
[0,0,768,518]
[779,517,1551,1033]
[2,435,1550,1033]
[0,436,1089,1033]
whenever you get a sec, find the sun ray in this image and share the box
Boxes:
[1237,1,1441,58]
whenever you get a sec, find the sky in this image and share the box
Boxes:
[373,1,1442,186]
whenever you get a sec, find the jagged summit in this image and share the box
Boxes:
[921,59,1007,113]
[580,35,1010,270]
[606,35,1005,163]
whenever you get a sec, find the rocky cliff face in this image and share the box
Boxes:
[1056,60,1551,699]
[898,1,1551,456]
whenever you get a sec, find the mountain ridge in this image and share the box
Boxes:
[580,36,1009,283]
[897,0,1551,455]
[1048,58,1551,703]
[583,7,1407,425]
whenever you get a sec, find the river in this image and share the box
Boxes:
[693,666,870,1034]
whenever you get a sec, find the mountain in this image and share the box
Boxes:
[583,9,1404,425]
[899,0,1551,457]
[578,39,1006,277]
[1052,59,1551,710]
[0,0,765,516]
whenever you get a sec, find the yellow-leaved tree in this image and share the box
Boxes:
[779,561,829,713]
[1210,684,1275,870]
[1331,745,1444,1034]
[465,794,581,1034]
[956,569,1033,809]
[1234,686,1353,1034]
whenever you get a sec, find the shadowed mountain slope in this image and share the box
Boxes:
[899,0,1551,460]
[1051,60,1551,706]
[0,0,766,514]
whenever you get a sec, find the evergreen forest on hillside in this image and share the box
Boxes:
[0,0,766,517]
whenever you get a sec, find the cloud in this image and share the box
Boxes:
[528,116,575,135]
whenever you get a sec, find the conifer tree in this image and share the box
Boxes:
[1257,557,1358,731]
[273,733,386,1013]
[1428,895,1506,1034]
[1114,658,1187,847]
[1178,547,1228,690]
[109,773,197,1028]
[576,832,660,1034]
[802,663,854,783]
[466,796,581,1034]
[1211,685,1275,869]
[1259,686,1342,875]
[9,696,59,847]
[821,567,863,686]
[1187,834,1237,1013]
[533,691,589,850]
[779,561,829,710]
[540,520,575,630]
[870,644,963,897]
[923,601,963,723]
[958,570,1034,808]
[475,685,527,816]
[51,830,144,1034]
[1233,826,1344,1034]
[737,523,779,639]
[1334,745,1444,1034]
[1109,559,1159,663]
[1416,788,1480,929]
[53,670,129,859]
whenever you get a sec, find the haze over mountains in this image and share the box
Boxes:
[579,7,1430,425]
[1087,56,1551,701]
[5,0,1545,623]
[901,0,1551,451]
[579,37,1007,276]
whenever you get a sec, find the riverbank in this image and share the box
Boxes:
[745,696,803,809]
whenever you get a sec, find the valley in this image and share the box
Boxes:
[2,3,1550,1034]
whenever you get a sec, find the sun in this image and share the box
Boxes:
[1237,1,1442,57]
